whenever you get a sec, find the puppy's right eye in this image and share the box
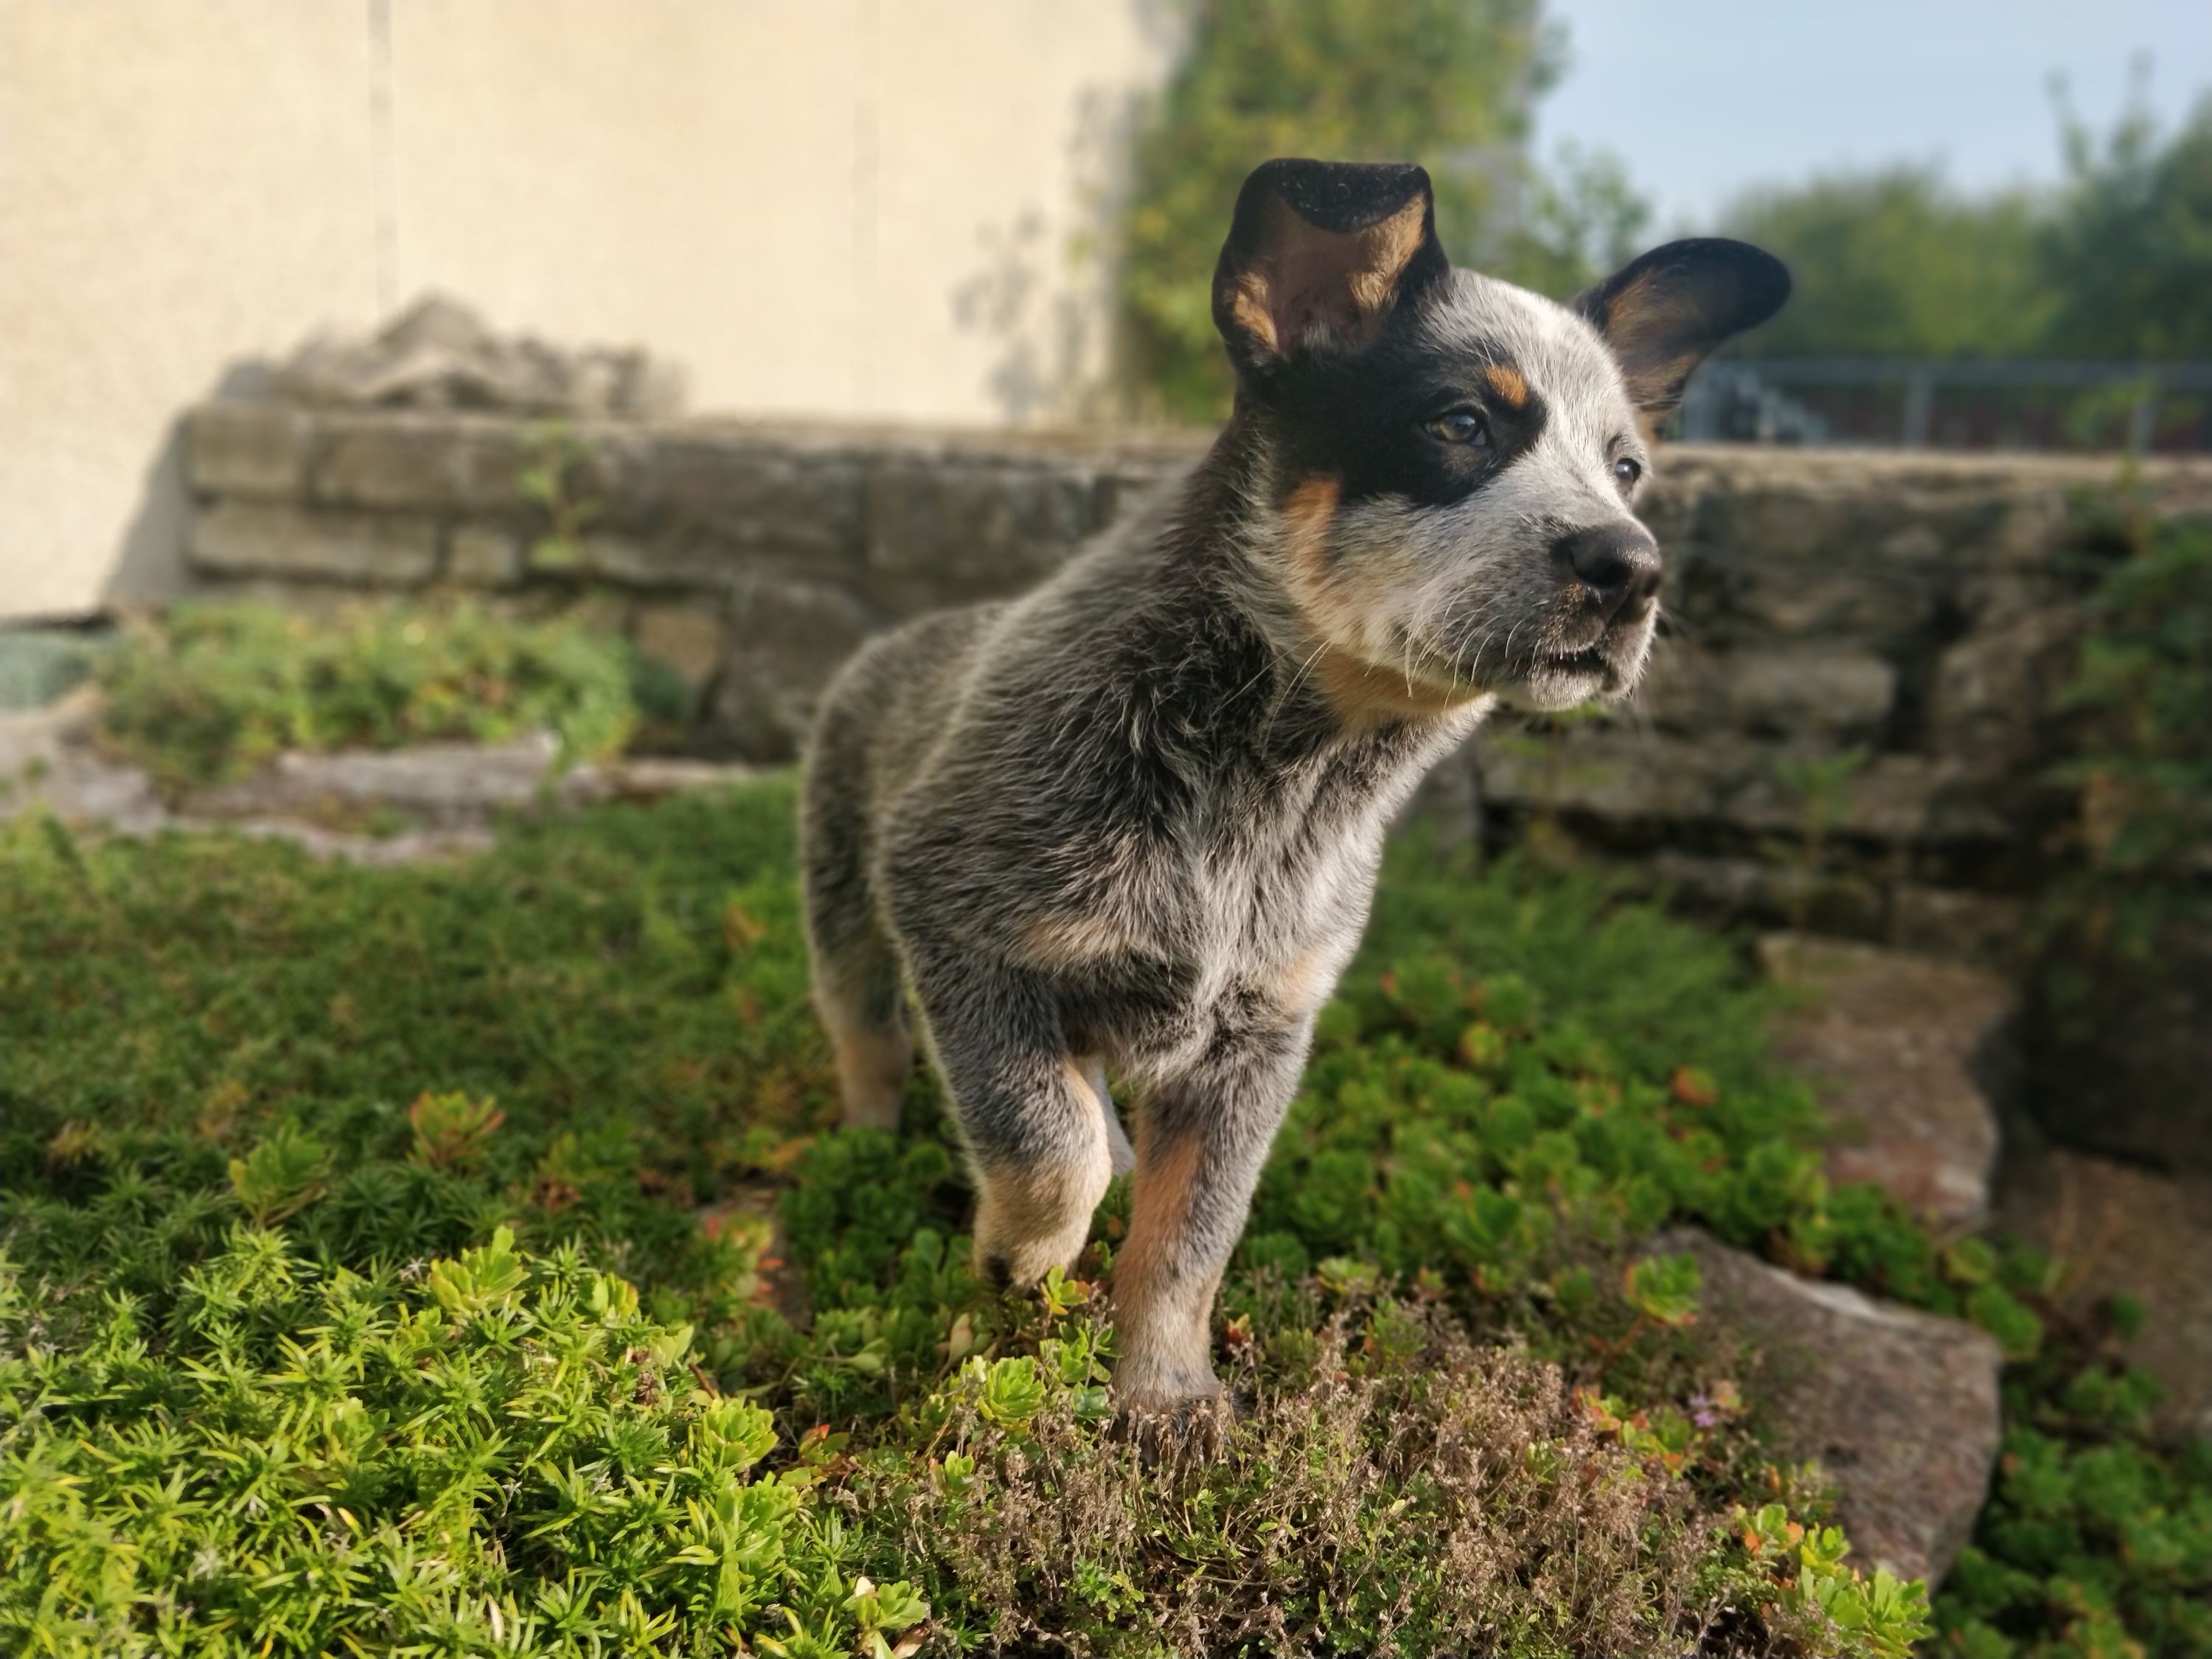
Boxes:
[1422,409,1489,446]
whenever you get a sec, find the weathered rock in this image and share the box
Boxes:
[632,603,727,695]
[448,525,525,587]
[2028,918,2212,1175]
[1634,642,1897,740]
[1726,751,2016,846]
[1997,1147,2212,1439]
[209,818,498,867]
[312,415,470,509]
[1925,606,2078,772]
[1472,724,1745,827]
[180,731,755,827]
[1681,554,1941,642]
[1758,933,2014,1225]
[1395,742,1484,852]
[863,455,1107,611]
[594,430,866,573]
[712,577,875,761]
[1657,1228,2003,1587]
[1471,728,2013,846]
[0,686,756,866]
[181,731,577,825]
[274,293,684,418]
[188,400,316,498]
[1646,852,1888,938]
[0,689,166,833]
[189,501,439,585]
[1886,886,2030,968]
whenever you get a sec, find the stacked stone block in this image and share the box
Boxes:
[182,399,2212,963]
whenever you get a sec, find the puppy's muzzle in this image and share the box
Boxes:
[1554,523,1661,627]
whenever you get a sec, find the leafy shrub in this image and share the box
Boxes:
[2046,501,2212,939]
[0,1218,925,1659]
[94,602,667,790]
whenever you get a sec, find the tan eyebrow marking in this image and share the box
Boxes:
[1484,364,1529,407]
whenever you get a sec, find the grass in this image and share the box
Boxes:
[1,776,2201,1655]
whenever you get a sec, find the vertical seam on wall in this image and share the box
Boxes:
[368,0,398,317]
[851,0,880,408]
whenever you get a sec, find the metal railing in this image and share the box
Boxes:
[1677,358,2212,452]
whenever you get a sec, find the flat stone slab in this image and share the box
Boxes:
[0,690,167,833]
[1759,932,2014,1226]
[1998,1147,2212,1441]
[183,731,596,825]
[1659,1228,2003,1588]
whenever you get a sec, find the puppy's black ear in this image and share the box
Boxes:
[1213,159,1449,375]
[1573,239,1790,416]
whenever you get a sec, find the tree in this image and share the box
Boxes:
[1492,142,1652,302]
[1719,168,2055,360]
[2042,94,2212,360]
[1114,0,1554,424]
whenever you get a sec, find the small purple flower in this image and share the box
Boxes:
[1688,1392,1721,1428]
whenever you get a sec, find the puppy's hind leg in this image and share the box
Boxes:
[800,724,911,1130]
[813,933,912,1132]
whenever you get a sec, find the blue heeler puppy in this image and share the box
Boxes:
[801,159,1788,1419]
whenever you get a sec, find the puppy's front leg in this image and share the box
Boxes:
[1111,1017,1313,1415]
[905,949,1113,1288]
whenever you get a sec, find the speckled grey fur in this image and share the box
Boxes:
[799,159,1786,1413]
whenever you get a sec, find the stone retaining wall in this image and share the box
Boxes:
[180,398,2212,965]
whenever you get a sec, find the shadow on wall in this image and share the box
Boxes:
[950,70,1161,425]
[103,360,279,617]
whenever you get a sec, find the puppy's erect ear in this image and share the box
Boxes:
[1573,239,1790,415]
[1213,159,1449,375]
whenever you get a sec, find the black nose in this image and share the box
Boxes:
[1554,524,1661,623]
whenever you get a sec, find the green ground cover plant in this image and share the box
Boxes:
[1935,1298,2212,1659]
[1,778,2197,1655]
[94,602,689,793]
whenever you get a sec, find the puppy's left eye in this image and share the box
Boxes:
[1423,409,1489,446]
[1612,457,1643,488]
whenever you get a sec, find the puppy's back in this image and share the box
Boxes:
[809,605,1001,806]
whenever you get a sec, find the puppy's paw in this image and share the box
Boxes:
[972,1192,1091,1290]
[1110,1377,1234,1465]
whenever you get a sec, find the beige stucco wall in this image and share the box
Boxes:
[0,0,1177,622]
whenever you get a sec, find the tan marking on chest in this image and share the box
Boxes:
[1265,944,1338,1018]
[1311,648,1489,726]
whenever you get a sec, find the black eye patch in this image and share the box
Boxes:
[1270,333,1550,515]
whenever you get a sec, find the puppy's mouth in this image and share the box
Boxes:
[1513,622,1650,710]
[1543,645,1612,678]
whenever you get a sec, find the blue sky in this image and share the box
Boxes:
[1534,1,2212,231]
